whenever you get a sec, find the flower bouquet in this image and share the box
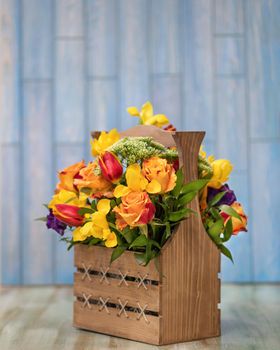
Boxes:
[41,102,247,345]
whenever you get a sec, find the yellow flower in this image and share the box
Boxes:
[72,199,117,248]
[199,156,233,210]
[114,164,161,198]
[91,129,120,156]
[48,190,87,216]
[209,159,233,189]
[127,101,169,128]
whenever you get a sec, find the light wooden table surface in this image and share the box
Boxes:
[0,284,279,350]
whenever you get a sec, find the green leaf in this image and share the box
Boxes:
[91,200,97,210]
[122,228,138,244]
[178,191,197,206]
[208,191,227,207]
[209,207,222,221]
[67,241,75,251]
[218,244,234,263]
[223,218,233,242]
[43,203,49,209]
[208,219,224,238]
[168,208,189,222]
[35,216,47,222]
[110,246,126,263]
[78,207,94,215]
[219,205,242,221]
[181,179,209,194]
[171,168,184,197]
[89,237,100,246]
[129,234,147,249]
[134,252,146,266]
[150,239,161,250]
[110,199,117,209]
[139,224,148,237]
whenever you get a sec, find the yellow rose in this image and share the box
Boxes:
[142,156,177,193]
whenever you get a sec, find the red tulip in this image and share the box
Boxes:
[54,204,84,227]
[98,151,123,183]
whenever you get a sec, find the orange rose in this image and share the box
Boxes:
[113,191,155,230]
[74,162,112,195]
[56,160,85,192]
[222,202,248,235]
[142,156,176,193]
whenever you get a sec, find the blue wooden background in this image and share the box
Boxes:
[0,0,279,284]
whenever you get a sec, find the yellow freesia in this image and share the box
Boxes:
[209,159,233,189]
[48,190,87,215]
[199,145,215,163]
[91,129,120,157]
[199,149,233,210]
[114,163,161,198]
[72,199,117,247]
[127,101,169,128]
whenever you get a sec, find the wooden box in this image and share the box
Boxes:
[73,127,221,345]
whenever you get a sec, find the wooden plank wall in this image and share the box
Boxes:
[0,0,279,284]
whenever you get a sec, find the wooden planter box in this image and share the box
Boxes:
[73,127,221,345]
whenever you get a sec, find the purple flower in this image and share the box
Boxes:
[207,184,236,206]
[46,210,67,236]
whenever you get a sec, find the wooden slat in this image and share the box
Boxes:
[73,300,160,345]
[216,79,247,171]
[74,245,160,281]
[247,0,280,138]
[22,82,54,284]
[251,141,280,282]
[1,146,21,284]
[160,132,220,344]
[215,0,244,34]
[74,272,160,311]
[55,40,85,143]
[119,0,149,129]
[149,0,181,74]
[87,0,117,78]
[88,79,118,131]
[182,0,214,141]
[0,0,20,143]
[56,0,84,38]
[22,0,52,79]
[152,76,182,129]
[215,37,245,76]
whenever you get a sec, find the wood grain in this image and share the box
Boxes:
[159,132,220,344]
[74,245,159,282]
[73,301,160,345]
[74,272,160,311]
